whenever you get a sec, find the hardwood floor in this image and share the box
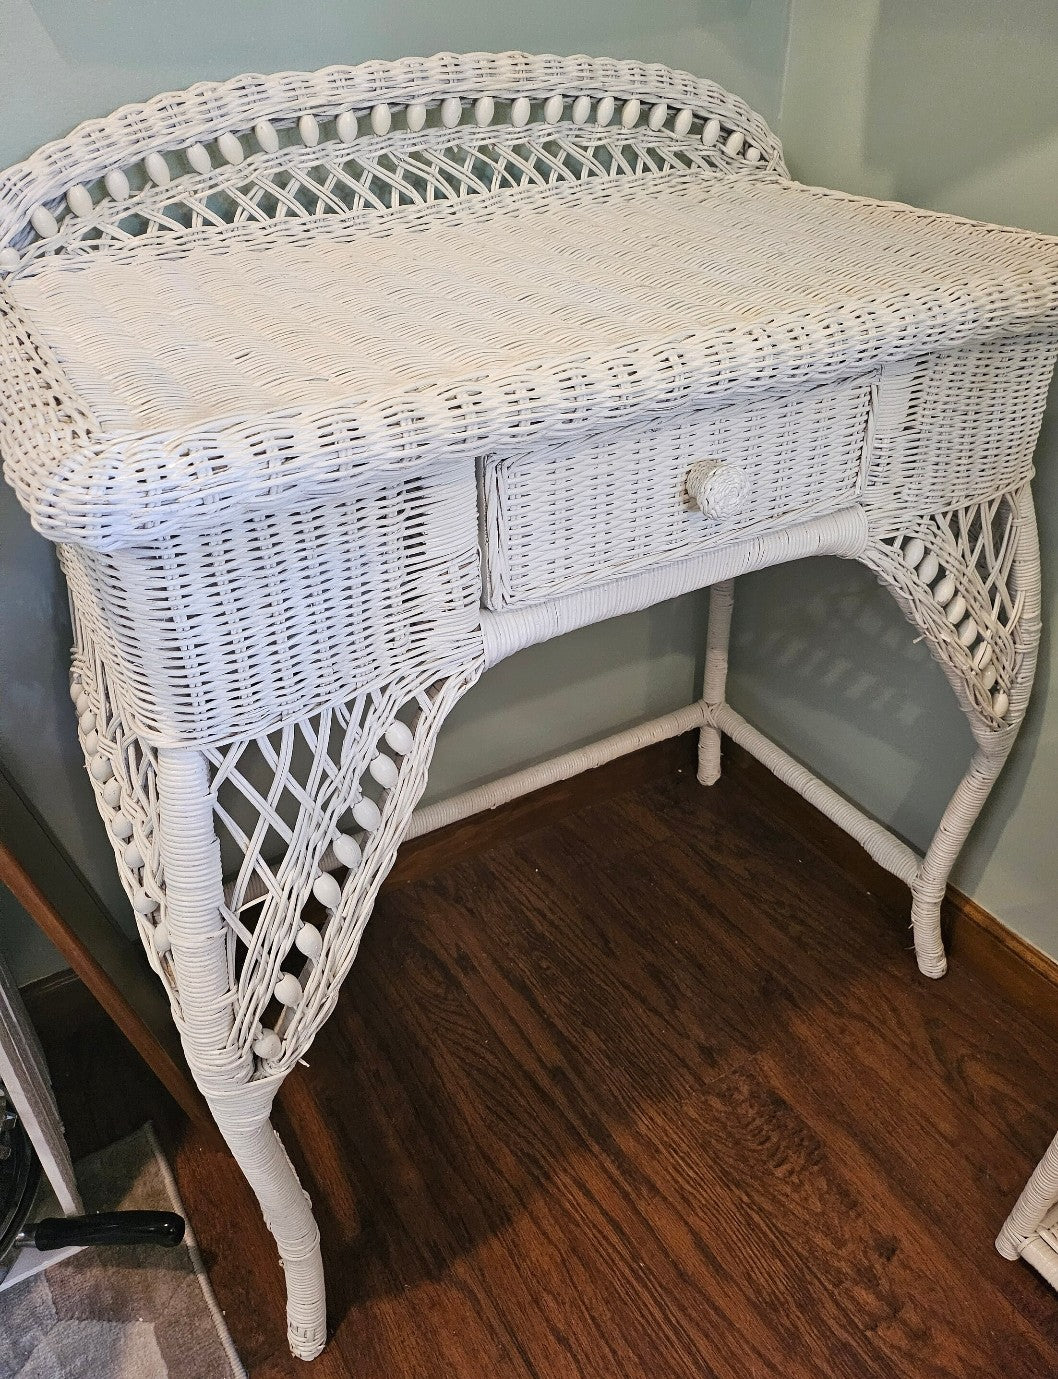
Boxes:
[44,742,1058,1377]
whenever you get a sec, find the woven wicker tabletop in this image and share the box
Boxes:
[4,167,1058,549]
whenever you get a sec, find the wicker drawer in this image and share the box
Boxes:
[479,377,873,609]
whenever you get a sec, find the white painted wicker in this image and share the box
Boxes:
[1,52,1056,1359]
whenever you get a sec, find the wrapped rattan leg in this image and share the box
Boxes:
[148,667,484,1360]
[998,1130,1058,1269]
[208,1088,326,1359]
[698,579,734,786]
[863,482,1042,977]
[155,747,327,1358]
[908,746,1012,978]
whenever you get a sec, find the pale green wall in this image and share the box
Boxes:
[731,0,1058,955]
[0,1,792,983]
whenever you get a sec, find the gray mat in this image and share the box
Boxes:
[0,1124,244,1378]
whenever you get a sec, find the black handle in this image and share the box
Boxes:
[27,1210,185,1252]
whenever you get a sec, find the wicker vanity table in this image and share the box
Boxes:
[2,53,1057,1360]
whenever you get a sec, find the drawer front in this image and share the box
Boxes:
[480,378,873,609]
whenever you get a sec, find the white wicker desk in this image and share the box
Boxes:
[2,53,1058,1360]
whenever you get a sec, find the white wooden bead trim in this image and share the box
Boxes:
[254,120,280,154]
[186,143,212,174]
[217,131,244,165]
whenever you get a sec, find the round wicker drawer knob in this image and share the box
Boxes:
[275,973,303,1007]
[385,721,414,755]
[353,798,382,832]
[333,832,362,870]
[686,461,750,520]
[295,923,324,963]
[312,872,341,910]
[254,1029,283,1061]
[369,753,399,789]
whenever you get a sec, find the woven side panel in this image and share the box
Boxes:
[864,483,1037,733]
[864,337,1057,515]
[69,612,484,1080]
[60,462,482,745]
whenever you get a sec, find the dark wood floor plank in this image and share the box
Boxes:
[37,755,1058,1379]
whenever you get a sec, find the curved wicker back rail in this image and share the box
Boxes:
[0,52,785,271]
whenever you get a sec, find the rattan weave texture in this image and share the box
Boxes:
[2,51,1057,1361]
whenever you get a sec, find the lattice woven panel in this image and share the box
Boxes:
[5,123,762,266]
[71,607,482,1078]
[866,486,1032,729]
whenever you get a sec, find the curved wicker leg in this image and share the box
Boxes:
[698,579,734,785]
[863,483,1041,977]
[72,597,483,1362]
[207,1091,326,1358]
[908,746,1013,978]
[998,1131,1058,1266]
[154,746,328,1357]
[144,666,481,1358]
